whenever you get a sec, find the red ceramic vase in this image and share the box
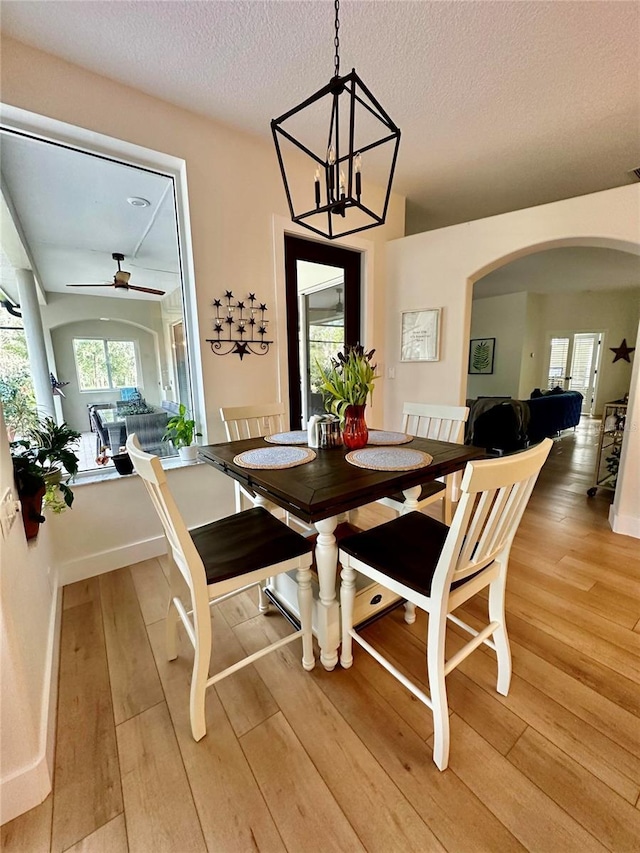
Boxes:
[342,404,368,450]
[21,486,46,541]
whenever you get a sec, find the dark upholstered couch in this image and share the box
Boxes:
[466,390,583,451]
[526,390,583,443]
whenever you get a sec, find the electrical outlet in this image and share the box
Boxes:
[0,487,19,539]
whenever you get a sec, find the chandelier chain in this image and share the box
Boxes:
[334,0,340,78]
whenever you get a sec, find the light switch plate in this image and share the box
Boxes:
[0,487,19,539]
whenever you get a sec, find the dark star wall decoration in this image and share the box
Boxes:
[610,339,635,363]
[207,291,273,357]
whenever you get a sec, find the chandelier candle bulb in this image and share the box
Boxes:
[314,167,321,206]
[355,152,362,197]
[340,170,346,196]
[328,146,336,194]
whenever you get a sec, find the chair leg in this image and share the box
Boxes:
[488,566,512,696]
[297,564,315,671]
[257,581,270,613]
[166,598,179,661]
[427,608,450,770]
[233,481,244,514]
[189,609,212,742]
[165,550,181,661]
[443,477,454,526]
[340,560,357,668]
[403,602,416,623]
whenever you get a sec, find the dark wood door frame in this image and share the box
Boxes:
[284,236,362,429]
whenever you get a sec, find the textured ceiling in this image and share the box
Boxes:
[1,0,639,233]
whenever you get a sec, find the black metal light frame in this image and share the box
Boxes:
[271,2,401,240]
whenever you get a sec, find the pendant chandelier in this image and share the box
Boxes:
[271,0,401,240]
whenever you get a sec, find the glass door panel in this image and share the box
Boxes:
[568,332,600,414]
[298,263,346,423]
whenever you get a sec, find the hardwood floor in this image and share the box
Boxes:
[4,419,640,852]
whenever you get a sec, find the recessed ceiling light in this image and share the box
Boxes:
[127,197,151,208]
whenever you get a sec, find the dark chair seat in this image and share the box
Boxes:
[191,507,313,585]
[340,511,482,597]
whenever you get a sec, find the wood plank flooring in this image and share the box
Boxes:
[3,419,640,852]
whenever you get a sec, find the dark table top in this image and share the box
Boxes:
[199,436,484,524]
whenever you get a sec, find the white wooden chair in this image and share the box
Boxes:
[378,402,470,525]
[126,434,314,742]
[340,438,552,770]
[220,403,287,513]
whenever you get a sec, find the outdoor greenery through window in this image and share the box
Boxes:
[0,309,36,439]
[73,338,139,392]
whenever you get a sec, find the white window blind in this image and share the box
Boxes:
[547,337,569,388]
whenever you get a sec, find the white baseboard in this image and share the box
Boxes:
[59,535,166,585]
[609,507,640,539]
[0,585,61,826]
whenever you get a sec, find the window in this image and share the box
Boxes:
[547,337,570,388]
[73,338,139,392]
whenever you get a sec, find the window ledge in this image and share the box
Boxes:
[73,455,203,487]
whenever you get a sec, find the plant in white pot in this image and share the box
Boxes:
[162,404,201,461]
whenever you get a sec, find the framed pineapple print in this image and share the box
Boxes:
[468,338,495,374]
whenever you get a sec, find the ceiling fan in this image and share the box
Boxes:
[66,253,166,296]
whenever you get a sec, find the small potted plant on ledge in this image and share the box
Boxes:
[10,417,81,539]
[316,344,379,450]
[162,403,201,461]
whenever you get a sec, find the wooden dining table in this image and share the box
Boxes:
[199,435,484,670]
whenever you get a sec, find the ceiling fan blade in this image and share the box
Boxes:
[128,284,166,296]
[66,283,114,287]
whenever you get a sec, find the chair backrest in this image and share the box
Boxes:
[432,438,553,596]
[219,403,286,440]
[401,402,470,444]
[89,408,110,448]
[126,434,207,599]
[124,412,169,453]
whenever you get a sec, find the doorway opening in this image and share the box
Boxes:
[284,236,361,429]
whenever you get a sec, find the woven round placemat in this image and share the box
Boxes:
[234,446,316,469]
[346,447,433,471]
[264,430,308,445]
[367,430,413,445]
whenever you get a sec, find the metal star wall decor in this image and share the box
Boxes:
[206,292,273,359]
[609,338,635,363]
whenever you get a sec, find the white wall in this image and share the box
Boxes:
[0,35,405,820]
[518,293,544,400]
[385,184,640,537]
[0,408,59,824]
[467,291,528,399]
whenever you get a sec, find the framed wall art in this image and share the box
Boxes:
[468,337,495,374]
[400,308,441,362]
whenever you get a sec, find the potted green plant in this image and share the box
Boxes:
[162,403,201,461]
[316,344,379,449]
[10,417,81,538]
